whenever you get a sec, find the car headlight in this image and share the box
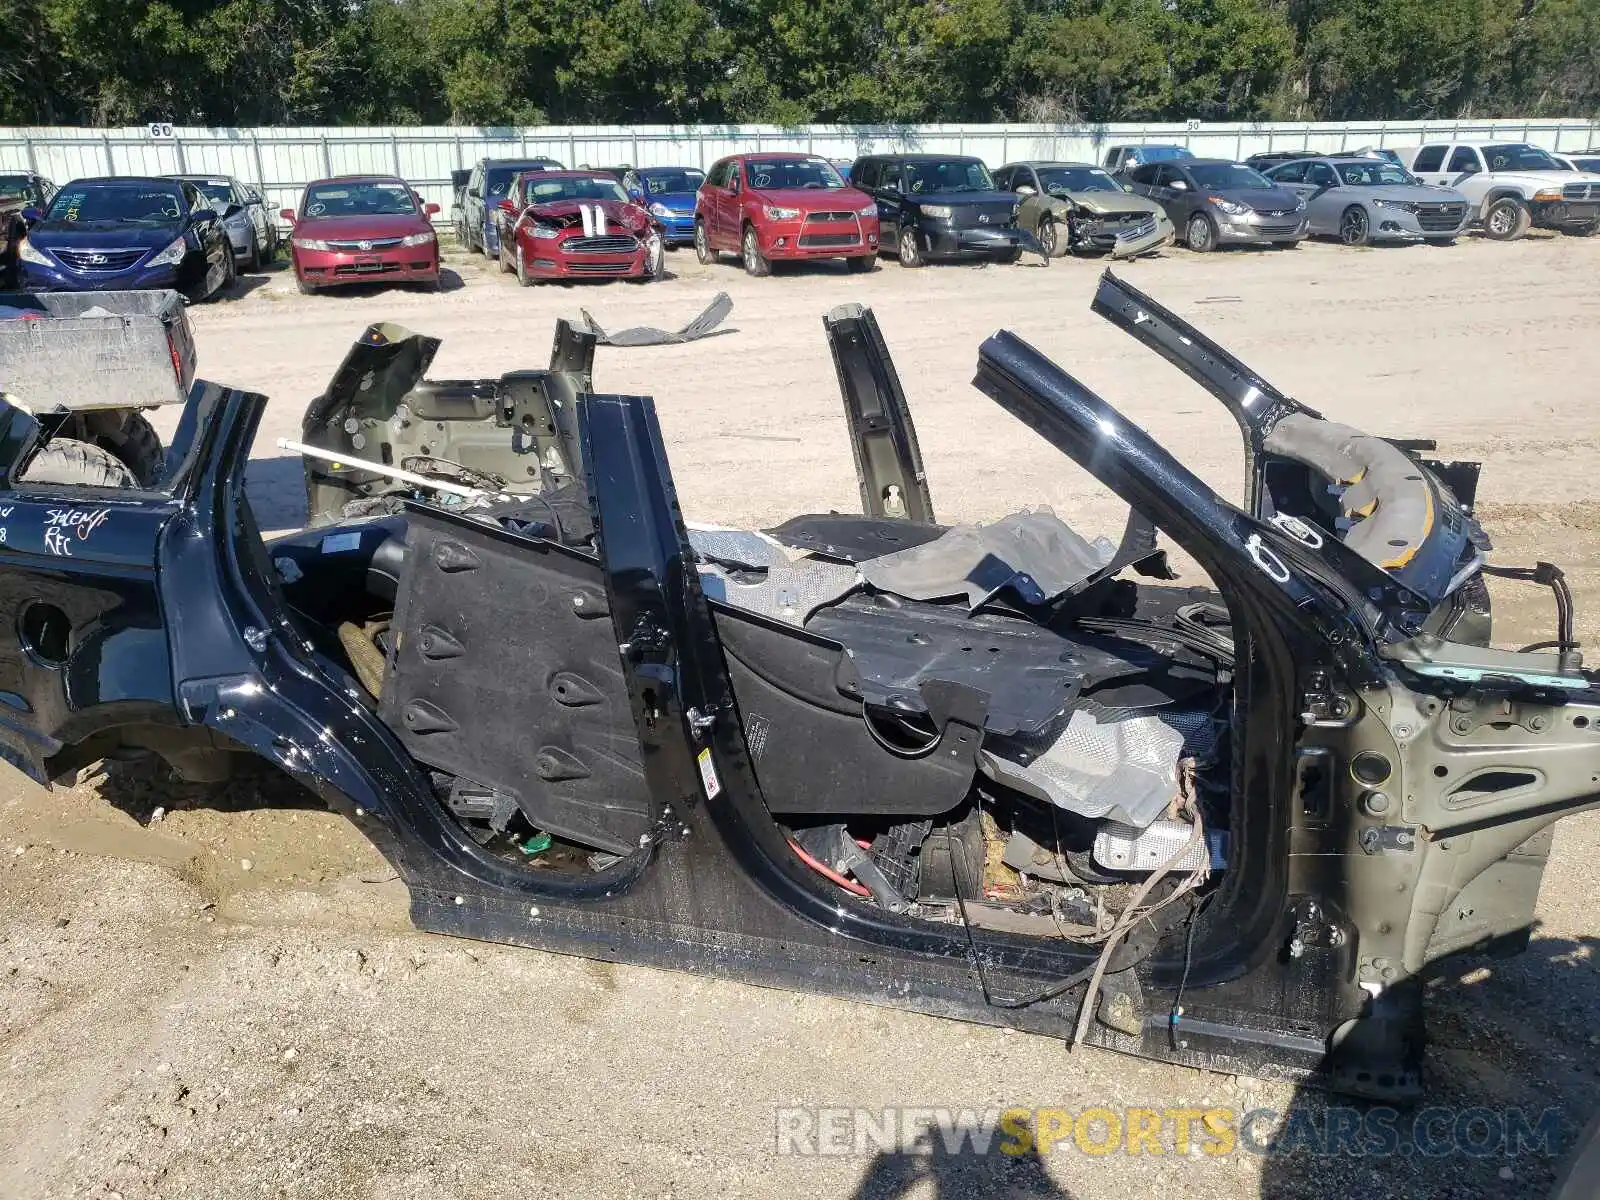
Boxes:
[648,202,671,218]
[400,231,435,247]
[532,225,561,240]
[1371,199,1418,214]
[1533,188,1565,202]
[16,239,50,265]
[1293,196,1306,211]
[919,204,952,219]
[292,237,331,251]
[763,206,800,221]
[858,202,876,216]
[1208,197,1250,217]
[147,237,188,267]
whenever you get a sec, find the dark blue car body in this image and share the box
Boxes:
[18,176,233,301]
[622,167,705,245]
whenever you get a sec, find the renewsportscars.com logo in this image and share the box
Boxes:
[774,1105,1567,1160]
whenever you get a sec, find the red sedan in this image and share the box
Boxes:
[494,171,664,285]
[281,175,440,293]
[694,153,879,276]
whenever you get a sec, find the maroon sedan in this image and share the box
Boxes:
[281,175,440,293]
[494,171,663,285]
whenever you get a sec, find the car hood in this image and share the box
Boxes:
[1477,169,1596,187]
[528,199,649,232]
[1362,184,1471,204]
[1209,187,1304,213]
[1059,190,1164,216]
[640,191,697,212]
[747,186,872,211]
[909,189,1017,210]
[26,220,184,249]
[292,213,431,239]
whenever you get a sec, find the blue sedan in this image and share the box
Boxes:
[17,176,235,302]
[622,166,706,246]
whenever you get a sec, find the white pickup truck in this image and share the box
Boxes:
[1395,142,1600,239]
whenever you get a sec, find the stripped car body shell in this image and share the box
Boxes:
[0,273,1592,1102]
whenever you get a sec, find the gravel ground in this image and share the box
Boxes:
[1,231,1597,1199]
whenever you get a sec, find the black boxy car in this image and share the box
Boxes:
[849,153,1039,266]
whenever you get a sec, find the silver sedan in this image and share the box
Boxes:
[1264,157,1471,245]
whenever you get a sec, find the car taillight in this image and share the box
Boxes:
[168,331,183,384]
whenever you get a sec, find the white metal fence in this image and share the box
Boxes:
[4,119,1597,226]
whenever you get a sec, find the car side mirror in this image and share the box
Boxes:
[425,202,441,215]
[19,206,41,225]
[223,203,243,218]
[279,208,296,223]
[1457,164,1478,176]
[1014,185,1035,196]
[497,199,517,215]
[628,187,644,201]
[1170,180,1189,191]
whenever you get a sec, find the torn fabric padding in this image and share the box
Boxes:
[858,508,1115,609]
[697,561,861,626]
[579,292,734,347]
[979,700,1213,829]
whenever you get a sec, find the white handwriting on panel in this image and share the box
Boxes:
[43,508,110,556]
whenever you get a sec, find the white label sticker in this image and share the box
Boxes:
[320,531,362,555]
[696,748,722,800]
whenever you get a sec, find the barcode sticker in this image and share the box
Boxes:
[320,531,361,554]
[696,748,721,800]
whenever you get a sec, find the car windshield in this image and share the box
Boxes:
[1131,146,1195,163]
[526,176,630,204]
[639,170,704,195]
[744,158,845,190]
[1035,167,1121,195]
[43,183,185,225]
[0,175,44,206]
[486,164,549,198]
[905,159,995,194]
[1188,163,1273,190]
[1571,157,1600,172]
[1483,144,1562,172]
[1336,162,1417,187]
[187,180,233,207]
[303,181,418,217]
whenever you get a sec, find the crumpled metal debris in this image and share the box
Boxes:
[579,292,735,347]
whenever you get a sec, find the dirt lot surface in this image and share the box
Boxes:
[2,233,1598,1199]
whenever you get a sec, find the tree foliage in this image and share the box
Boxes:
[4,0,1598,126]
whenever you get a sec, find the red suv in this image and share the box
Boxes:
[695,153,878,276]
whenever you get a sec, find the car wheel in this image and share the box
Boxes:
[742,225,771,277]
[1185,213,1217,252]
[845,254,877,273]
[1038,215,1070,258]
[1562,221,1598,237]
[21,439,136,488]
[998,248,1024,264]
[694,220,715,265]
[213,243,237,299]
[1338,206,1371,246]
[247,232,263,272]
[99,411,165,487]
[1482,196,1530,241]
[898,226,925,268]
[497,243,513,274]
[296,273,313,295]
[1271,238,1301,249]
